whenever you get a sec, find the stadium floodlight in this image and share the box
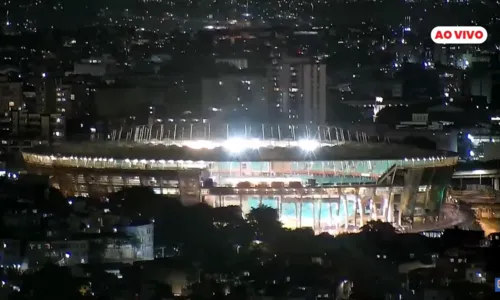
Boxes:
[223,138,264,153]
[299,139,320,152]
[224,138,247,153]
[183,140,217,149]
[247,138,264,149]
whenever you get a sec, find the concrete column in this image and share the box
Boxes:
[400,168,424,221]
[357,197,364,227]
[368,187,376,221]
[369,199,376,221]
[494,178,499,191]
[387,190,395,223]
[381,194,388,222]
[314,200,318,232]
[354,188,363,227]
[277,195,282,219]
[329,201,334,230]
[295,202,299,228]
[158,177,164,195]
[336,200,341,231]
[298,197,303,228]
[341,194,348,230]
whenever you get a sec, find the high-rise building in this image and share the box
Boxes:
[0,78,22,111]
[269,58,327,124]
[201,75,269,121]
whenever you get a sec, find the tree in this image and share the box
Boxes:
[87,268,118,297]
[150,282,174,300]
[359,220,409,264]
[276,228,317,254]
[359,220,401,254]
[360,220,398,236]
[42,187,71,215]
[246,206,282,242]
[18,263,81,300]
[109,186,160,217]
[213,205,253,247]
[212,205,243,224]
[332,234,400,299]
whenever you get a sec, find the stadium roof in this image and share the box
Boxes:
[23,141,456,162]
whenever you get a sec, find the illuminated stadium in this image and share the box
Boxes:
[21,123,458,233]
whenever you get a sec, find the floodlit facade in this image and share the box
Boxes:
[122,223,154,261]
[102,223,154,262]
[21,123,458,233]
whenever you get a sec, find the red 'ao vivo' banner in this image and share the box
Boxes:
[431,26,488,44]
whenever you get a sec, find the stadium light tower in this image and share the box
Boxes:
[299,139,320,152]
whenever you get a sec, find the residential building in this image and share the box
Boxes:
[269,57,327,124]
[26,239,89,266]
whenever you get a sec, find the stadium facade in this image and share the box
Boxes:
[21,123,458,233]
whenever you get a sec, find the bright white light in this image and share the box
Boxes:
[472,170,487,175]
[247,138,264,149]
[470,150,475,157]
[223,177,304,185]
[299,139,320,151]
[224,138,247,153]
[184,140,216,149]
[148,137,342,150]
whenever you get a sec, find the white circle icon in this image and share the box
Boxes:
[431,26,488,44]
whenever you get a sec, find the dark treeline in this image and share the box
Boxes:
[103,187,438,299]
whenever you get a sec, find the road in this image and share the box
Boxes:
[407,203,473,233]
[477,218,500,236]
[450,190,500,235]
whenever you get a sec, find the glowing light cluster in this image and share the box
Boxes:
[147,138,334,152]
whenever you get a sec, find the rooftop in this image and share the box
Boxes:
[22,141,456,161]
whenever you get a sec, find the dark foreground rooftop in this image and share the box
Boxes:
[22,141,457,161]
